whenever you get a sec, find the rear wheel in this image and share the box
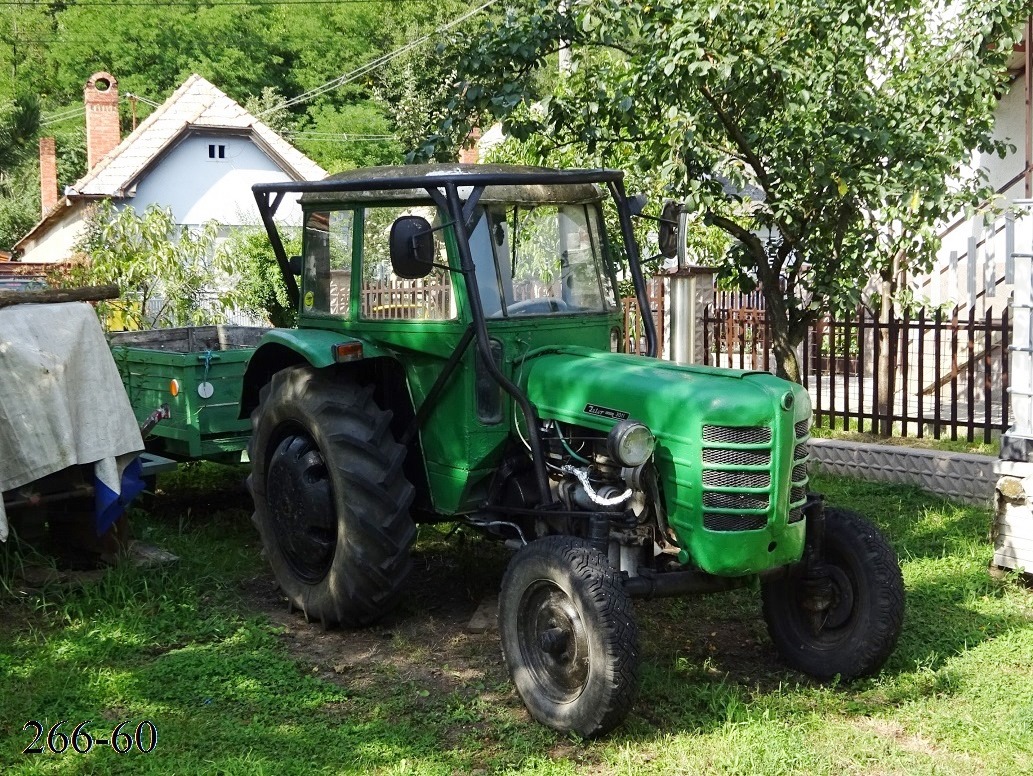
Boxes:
[248,366,416,627]
[498,536,639,737]
[762,507,904,680]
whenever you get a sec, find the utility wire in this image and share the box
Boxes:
[40,92,160,127]
[255,0,499,117]
[40,109,82,127]
[124,92,161,108]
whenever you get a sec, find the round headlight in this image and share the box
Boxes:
[607,420,655,467]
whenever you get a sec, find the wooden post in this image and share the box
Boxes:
[0,284,119,310]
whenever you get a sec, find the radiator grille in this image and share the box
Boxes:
[704,513,768,532]
[699,421,809,533]
[791,416,811,518]
[702,470,771,489]
[703,491,769,511]
[703,448,771,467]
[702,425,772,444]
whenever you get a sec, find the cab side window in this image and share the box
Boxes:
[303,209,353,316]
[360,205,456,320]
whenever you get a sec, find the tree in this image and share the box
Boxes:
[226,226,299,329]
[0,92,41,249]
[64,202,243,330]
[412,0,1031,381]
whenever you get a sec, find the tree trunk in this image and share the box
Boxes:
[762,284,804,383]
[875,261,900,437]
[771,327,802,383]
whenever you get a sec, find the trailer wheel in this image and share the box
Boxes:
[762,507,904,680]
[248,366,415,627]
[499,536,639,737]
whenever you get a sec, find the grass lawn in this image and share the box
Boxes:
[1,465,1032,774]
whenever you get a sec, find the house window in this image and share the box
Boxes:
[207,143,226,159]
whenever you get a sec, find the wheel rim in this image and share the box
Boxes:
[822,564,855,630]
[516,579,591,704]
[795,550,860,642]
[266,428,336,585]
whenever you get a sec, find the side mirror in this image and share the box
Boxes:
[658,200,681,259]
[287,255,303,276]
[627,193,648,217]
[389,216,434,279]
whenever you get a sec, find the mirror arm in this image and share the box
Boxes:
[609,179,658,357]
[634,213,679,226]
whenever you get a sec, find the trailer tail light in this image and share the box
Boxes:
[169,379,180,397]
[332,342,363,363]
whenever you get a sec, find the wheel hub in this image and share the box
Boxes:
[518,582,590,703]
[800,563,855,633]
[821,565,854,629]
[266,431,336,585]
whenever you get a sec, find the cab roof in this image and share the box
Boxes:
[295,163,612,206]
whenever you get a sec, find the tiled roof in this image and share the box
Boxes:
[71,74,325,197]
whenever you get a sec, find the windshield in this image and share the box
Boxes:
[468,203,617,318]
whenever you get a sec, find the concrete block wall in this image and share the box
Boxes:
[808,438,996,505]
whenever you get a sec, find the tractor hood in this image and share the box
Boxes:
[520,347,812,576]
[520,347,809,436]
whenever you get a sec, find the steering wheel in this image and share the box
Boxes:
[504,297,571,315]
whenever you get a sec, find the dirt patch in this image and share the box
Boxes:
[854,718,943,757]
[238,528,795,745]
[239,534,516,702]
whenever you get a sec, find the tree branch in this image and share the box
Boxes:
[697,82,800,245]
[697,83,772,193]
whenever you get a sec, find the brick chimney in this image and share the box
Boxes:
[459,127,482,164]
[39,137,58,216]
[84,71,120,170]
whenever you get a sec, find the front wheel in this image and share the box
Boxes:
[498,536,640,738]
[762,507,905,680]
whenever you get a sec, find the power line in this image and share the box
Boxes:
[289,134,396,139]
[40,108,82,126]
[256,0,499,117]
[123,91,161,108]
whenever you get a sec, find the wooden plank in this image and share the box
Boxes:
[0,283,119,309]
[994,534,1033,554]
[995,513,1033,535]
[993,550,1032,570]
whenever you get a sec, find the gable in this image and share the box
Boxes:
[128,130,308,226]
[69,74,325,199]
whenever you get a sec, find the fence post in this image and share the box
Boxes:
[667,265,716,363]
[994,227,1033,576]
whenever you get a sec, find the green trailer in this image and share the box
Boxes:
[108,326,266,461]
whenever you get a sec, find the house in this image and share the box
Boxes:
[14,72,326,262]
[911,36,1033,316]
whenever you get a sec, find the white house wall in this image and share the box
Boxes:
[130,132,305,228]
[16,206,87,263]
[912,70,1030,314]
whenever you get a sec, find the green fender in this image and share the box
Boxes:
[240,328,391,416]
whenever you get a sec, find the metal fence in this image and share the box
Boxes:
[622,277,665,355]
[703,303,1012,443]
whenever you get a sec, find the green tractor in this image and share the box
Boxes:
[243,164,904,737]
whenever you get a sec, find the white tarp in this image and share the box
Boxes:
[0,302,144,541]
